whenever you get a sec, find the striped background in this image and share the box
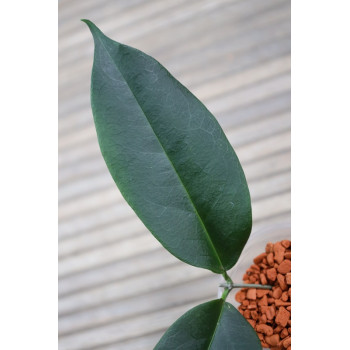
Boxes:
[58,0,291,349]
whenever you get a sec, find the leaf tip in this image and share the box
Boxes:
[81,19,102,37]
[81,18,92,26]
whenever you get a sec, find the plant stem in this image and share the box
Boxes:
[222,270,233,285]
[221,287,230,301]
[220,272,272,301]
[231,283,271,290]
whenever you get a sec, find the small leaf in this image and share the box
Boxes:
[83,20,252,273]
[154,299,262,349]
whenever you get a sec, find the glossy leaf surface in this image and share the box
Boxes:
[154,299,261,350]
[83,20,252,273]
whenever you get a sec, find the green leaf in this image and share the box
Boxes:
[83,20,252,273]
[154,299,262,350]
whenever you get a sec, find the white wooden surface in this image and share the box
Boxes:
[59,0,290,349]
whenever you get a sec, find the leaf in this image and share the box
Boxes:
[83,20,252,273]
[154,299,262,350]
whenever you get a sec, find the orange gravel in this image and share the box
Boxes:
[235,240,291,349]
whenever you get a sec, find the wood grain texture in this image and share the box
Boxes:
[59,0,290,348]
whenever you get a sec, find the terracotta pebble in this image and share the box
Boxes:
[275,300,291,307]
[267,252,275,266]
[265,334,280,346]
[235,239,291,349]
[272,287,282,299]
[286,273,291,285]
[261,341,269,348]
[266,305,276,320]
[276,307,290,327]
[257,289,270,298]
[260,273,268,285]
[265,242,274,253]
[267,267,277,281]
[248,304,257,310]
[267,297,275,304]
[281,291,289,302]
[280,328,289,339]
[284,252,291,259]
[274,325,283,334]
[251,310,259,320]
[281,240,291,248]
[254,252,267,264]
[256,324,273,336]
[235,290,246,303]
[273,242,285,264]
[282,336,291,348]
[277,260,291,274]
[249,275,257,283]
[277,274,288,291]
[246,288,257,300]
[251,264,260,271]
[258,295,268,306]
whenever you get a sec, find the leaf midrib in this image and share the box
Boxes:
[95,33,224,272]
[207,300,225,349]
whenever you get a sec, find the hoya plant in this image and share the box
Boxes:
[82,20,271,349]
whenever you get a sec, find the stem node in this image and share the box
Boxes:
[220,272,272,300]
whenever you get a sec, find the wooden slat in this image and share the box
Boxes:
[96,332,165,350]
[58,300,202,350]
[58,216,144,257]
[59,55,290,148]
[59,0,273,67]
[58,213,290,297]
[58,214,290,314]
[59,0,149,37]
[59,0,288,95]
[59,232,160,278]
[58,217,290,350]
[58,74,290,170]
[59,247,179,297]
[58,92,290,185]
[235,130,290,164]
[59,263,210,315]
[59,59,290,156]
[196,56,290,101]
[218,91,290,129]
[59,7,290,98]
[59,0,216,56]
[59,34,290,120]
[98,333,165,350]
[58,109,290,204]
[58,156,290,248]
[253,192,291,222]
[59,275,217,335]
[58,129,290,240]
[58,171,290,279]
[58,151,290,258]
